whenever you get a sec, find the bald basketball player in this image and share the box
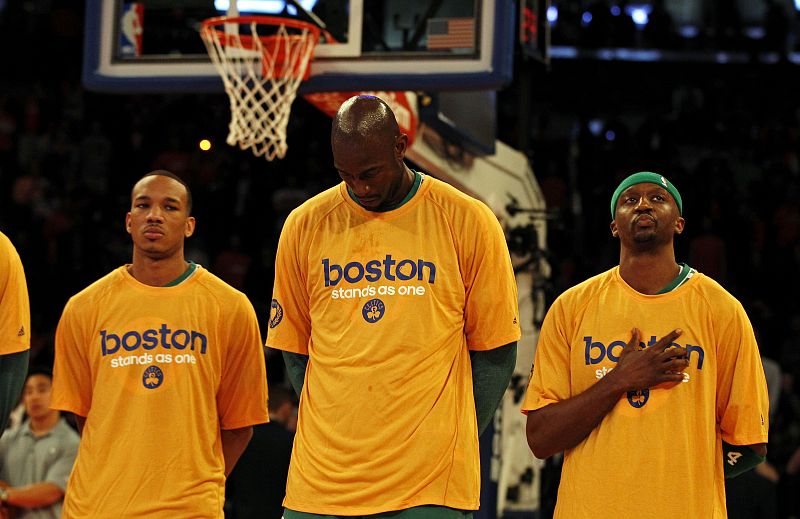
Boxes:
[267,95,521,519]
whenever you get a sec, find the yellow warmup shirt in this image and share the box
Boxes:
[267,176,521,514]
[0,231,30,355]
[522,267,769,519]
[51,265,269,519]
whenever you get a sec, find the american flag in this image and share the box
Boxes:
[426,18,475,50]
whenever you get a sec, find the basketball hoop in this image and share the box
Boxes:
[200,16,321,160]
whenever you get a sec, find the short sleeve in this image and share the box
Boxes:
[521,298,572,414]
[217,294,269,430]
[51,300,94,416]
[462,202,521,350]
[716,301,770,445]
[266,211,312,354]
[0,234,30,355]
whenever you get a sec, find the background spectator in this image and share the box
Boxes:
[0,367,79,519]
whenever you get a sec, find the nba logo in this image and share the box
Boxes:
[119,3,144,57]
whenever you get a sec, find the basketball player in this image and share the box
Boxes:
[51,171,269,518]
[523,172,769,517]
[0,230,30,434]
[267,95,520,518]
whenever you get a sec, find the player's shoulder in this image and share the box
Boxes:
[0,230,12,249]
[285,184,345,225]
[561,267,618,298]
[424,175,498,222]
[0,230,20,262]
[67,266,128,310]
[192,266,246,297]
[191,266,253,309]
[426,175,485,207]
[557,268,616,304]
[684,271,744,311]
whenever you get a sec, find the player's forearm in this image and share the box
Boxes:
[221,426,253,476]
[471,342,516,436]
[526,374,627,459]
[4,482,64,508]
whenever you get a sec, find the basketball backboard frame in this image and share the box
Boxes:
[83,0,515,93]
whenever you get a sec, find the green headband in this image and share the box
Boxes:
[610,171,682,220]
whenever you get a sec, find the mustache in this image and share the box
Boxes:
[633,214,656,224]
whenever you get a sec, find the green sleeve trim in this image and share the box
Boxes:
[722,441,766,478]
[0,349,30,432]
[471,342,517,436]
[282,351,309,397]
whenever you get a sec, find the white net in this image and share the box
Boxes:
[201,17,319,160]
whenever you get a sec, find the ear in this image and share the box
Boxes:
[674,216,685,235]
[610,220,619,238]
[125,213,132,234]
[394,133,408,161]
[185,216,196,238]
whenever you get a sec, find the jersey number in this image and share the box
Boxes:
[727,451,743,466]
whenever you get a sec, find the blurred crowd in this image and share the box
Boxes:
[1,0,799,518]
[550,0,799,56]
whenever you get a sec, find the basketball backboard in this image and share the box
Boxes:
[84,0,515,93]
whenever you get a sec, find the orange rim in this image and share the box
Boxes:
[200,15,321,47]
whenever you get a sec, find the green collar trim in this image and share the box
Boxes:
[656,263,693,294]
[163,261,196,287]
[348,170,423,212]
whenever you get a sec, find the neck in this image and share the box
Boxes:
[29,411,60,436]
[618,247,680,295]
[385,165,414,207]
[129,253,188,287]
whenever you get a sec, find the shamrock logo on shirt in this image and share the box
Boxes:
[362,299,385,323]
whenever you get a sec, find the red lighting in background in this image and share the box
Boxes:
[521,6,538,44]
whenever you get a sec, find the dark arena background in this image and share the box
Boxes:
[1,0,799,517]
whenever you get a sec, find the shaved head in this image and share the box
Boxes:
[330,95,413,211]
[332,95,401,151]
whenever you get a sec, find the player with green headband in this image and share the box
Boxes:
[609,171,683,220]
[521,171,769,518]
